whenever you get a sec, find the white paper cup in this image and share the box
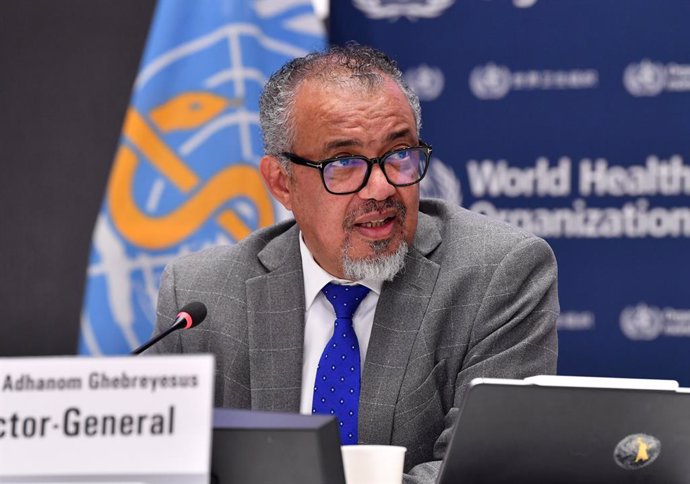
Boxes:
[341,445,406,484]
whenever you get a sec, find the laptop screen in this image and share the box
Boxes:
[437,376,689,484]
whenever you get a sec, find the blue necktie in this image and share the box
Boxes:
[312,282,370,445]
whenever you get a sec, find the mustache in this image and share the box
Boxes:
[342,199,407,230]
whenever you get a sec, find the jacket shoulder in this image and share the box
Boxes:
[164,219,297,287]
[418,198,554,264]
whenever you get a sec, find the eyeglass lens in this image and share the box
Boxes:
[322,147,428,193]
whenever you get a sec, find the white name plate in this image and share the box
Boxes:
[0,355,214,483]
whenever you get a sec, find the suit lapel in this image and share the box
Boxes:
[246,225,305,412]
[359,211,442,444]
[243,209,442,425]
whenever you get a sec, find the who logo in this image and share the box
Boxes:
[469,63,511,100]
[619,303,664,341]
[420,158,462,206]
[353,0,455,20]
[80,1,323,354]
[405,64,445,102]
[623,60,666,97]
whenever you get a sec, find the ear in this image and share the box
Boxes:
[260,155,293,211]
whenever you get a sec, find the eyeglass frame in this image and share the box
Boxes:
[280,140,433,195]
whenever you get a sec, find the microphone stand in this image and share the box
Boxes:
[130,326,178,355]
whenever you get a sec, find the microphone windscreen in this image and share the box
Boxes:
[177,301,208,328]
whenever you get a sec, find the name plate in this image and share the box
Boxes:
[0,355,214,483]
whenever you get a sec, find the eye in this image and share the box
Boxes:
[391,148,412,160]
[331,157,359,168]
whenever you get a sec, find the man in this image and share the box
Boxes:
[151,44,558,483]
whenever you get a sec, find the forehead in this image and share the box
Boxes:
[290,75,417,153]
[294,70,399,107]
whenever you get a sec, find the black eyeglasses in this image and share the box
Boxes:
[281,141,432,195]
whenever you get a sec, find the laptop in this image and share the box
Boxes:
[437,375,690,484]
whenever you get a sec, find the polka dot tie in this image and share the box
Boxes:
[312,282,370,445]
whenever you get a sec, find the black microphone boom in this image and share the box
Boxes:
[131,301,207,355]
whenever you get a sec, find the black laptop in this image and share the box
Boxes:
[437,376,689,484]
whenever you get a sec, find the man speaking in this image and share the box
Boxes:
[150,44,559,483]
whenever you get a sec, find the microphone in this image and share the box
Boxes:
[131,301,207,355]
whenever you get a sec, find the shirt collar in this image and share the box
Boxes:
[299,232,382,311]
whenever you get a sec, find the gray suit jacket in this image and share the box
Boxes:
[151,199,559,483]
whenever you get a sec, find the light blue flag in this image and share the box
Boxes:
[79,0,325,355]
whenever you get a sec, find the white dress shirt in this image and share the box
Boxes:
[298,233,382,415]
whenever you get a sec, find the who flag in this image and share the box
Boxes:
[79,0,325,355]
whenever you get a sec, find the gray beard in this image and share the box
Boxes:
[341,240,408,282]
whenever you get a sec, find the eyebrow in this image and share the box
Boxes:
[385,129,414,143]
[323,138,361,152]
[322,129,415,153]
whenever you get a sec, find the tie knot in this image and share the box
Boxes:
[321,283,370,319]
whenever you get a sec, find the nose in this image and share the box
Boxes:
[357,163,396,201]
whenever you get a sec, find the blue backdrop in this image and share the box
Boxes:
[331,0,690,384]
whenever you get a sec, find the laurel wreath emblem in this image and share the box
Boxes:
[353,0,456,20]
